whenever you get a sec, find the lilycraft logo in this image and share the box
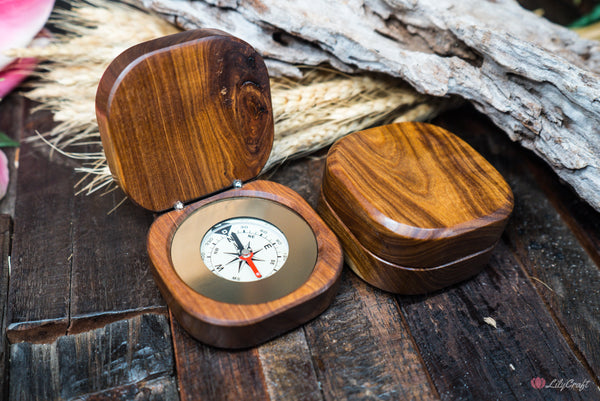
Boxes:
[530,377,591,392]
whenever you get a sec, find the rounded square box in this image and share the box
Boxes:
[319,122,513,294]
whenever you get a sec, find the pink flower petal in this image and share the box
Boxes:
[0,0,55,69]
[0,149,9,200]
[0,29,50,98]
[0,56,37,98]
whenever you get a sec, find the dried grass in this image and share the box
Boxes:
[575,21,600,41]
[10,0,446,195]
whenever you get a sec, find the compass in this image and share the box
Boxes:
[201,217,289,283]
[95,29,343,348]
[169,197,319,305]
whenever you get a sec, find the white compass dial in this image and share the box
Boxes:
[200,217,289,282]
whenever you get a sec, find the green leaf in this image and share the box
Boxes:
[569,4,600,28]
[0,132,19,148]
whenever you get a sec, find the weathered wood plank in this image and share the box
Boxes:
[0,214,13,400]
[68,189,164,334]
[436,108,600,381]
[170,311,270,401]
[9,314,177,400]
[70,376,179,401]
[257,330,322,401]
[7,111,77,343]
[530,159,600,271]
[504,162,600,381]
[400,241,600,400]
[303,272,437,400]
[5,97,165,342]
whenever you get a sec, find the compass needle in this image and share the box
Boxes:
[199,216,290,283]
[239,252,262,278]
[231,232,244,253]
[223,256,239,265]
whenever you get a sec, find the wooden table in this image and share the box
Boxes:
[0,93,599,400]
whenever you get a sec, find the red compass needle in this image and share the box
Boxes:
[239,253,262,278]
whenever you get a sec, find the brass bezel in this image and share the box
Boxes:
[170,197,318,304]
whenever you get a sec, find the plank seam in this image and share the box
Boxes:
[65,202,75,336]
[300,325,328,401]
[1,216,14,401]
[395,298,441,400]
[167,308,185,401]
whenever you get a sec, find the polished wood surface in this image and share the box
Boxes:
[147,180,343,349]
[322,122,514,268]
[96,29,274,212]
[318,193,492,294]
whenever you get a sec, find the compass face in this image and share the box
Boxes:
[200,217,289,282]
[169,197,318,304]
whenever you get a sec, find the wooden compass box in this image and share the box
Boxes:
[318,122,514,294]
[95,29,343,348]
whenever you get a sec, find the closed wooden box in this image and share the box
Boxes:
[318,122,514,294]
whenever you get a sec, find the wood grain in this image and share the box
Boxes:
[302,271,437,400]
[7,112,77,343]
[436,107,600,381]
[148,180,343,348]
[96,29,274,212]
[9,314,177,400]
[132,0,600,214]
[318,193,493,294]
[68,189,165,335]
[0,215,12,400]
[322,122,513,268]
[399,242,600,401]
[257,330,323,401]
[170,312,270,401]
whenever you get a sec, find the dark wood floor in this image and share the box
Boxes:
[0,93,599,400]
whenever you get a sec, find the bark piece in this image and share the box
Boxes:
[132,0,600,212]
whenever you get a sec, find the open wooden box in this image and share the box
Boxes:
[95,29,343,348]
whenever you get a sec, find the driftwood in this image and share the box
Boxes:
[131,0,600,212]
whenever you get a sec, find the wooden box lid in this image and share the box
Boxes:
[95,29,274,212]
[321,122,513,268]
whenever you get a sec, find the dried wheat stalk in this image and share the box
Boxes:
[130,0,600,212]
[10,0,446,195]
[575,21,600,42]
